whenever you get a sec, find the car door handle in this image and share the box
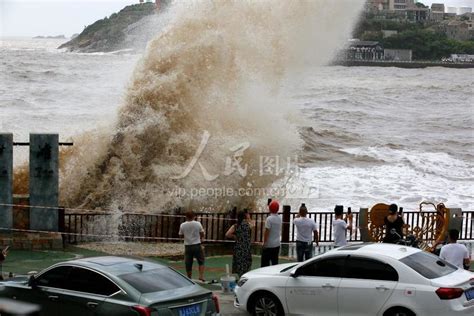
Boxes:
[322,283,335,289]
[87,302,98,309]
[48,295,59,301]
[376,286,389,291]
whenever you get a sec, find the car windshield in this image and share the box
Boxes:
[400,251,457,279]
[119,268,193,293]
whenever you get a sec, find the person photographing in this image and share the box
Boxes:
[383,204,405,244]
[294,204,319,262]
[261,200,282,267]
[333,205,352,247]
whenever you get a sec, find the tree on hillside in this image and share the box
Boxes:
[381,29,474,60]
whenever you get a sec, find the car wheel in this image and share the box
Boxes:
[384,307,415,316]
[250,292,284,316]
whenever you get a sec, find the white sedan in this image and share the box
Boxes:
[234,243,474,316]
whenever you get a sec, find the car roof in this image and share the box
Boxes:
[331,243,421,260]
[63,256,168,276]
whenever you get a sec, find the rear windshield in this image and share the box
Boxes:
[119,268,193,293]
[400,252,457,279]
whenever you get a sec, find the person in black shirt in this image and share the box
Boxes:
[383,204,405,243]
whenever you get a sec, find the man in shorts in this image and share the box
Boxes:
[179,211,205,281]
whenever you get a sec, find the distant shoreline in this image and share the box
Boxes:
[33,35,66,39]
[335,60,474,69]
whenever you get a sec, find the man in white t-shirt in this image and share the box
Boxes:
[294,204,319,262]
[261,200,282,267]
[333,205,352,247]
[440,229,470,269]
[179,210,205,280]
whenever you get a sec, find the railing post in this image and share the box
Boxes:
[358,208,371,242]
[172,208,182,241]
[58,207,65,246]
[282,205,291,243]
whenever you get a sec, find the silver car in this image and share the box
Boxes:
[0,256,219,316]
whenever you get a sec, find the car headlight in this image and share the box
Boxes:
[237,277,248,287]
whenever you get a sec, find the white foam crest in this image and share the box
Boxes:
[284,164,473,212]
[342,146,474,180]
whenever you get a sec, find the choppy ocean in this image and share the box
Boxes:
[0,37,473,212]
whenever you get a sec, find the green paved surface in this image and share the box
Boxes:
[1,247,106,275]
[1,247,296,282]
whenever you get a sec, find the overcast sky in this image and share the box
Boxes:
[1,0,474,37]
[420,0,474,8]
[1,0,136,37]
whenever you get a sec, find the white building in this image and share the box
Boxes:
[446,7,457,14]
[389,0,414,11]
[431,3,445,21]
[459,7,473,15]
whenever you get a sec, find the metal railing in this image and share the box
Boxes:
[61,210,474,244]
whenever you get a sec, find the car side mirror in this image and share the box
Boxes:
[28,275,37,288]
[290,268,299,278]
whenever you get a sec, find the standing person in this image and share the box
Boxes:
[225,210,253,277]
[383,204,405,244]
[440,229,471,269]
[294,204,319,262]
[179,211,205,281]
[0,246,8,281]
[333,205,351,247]
[261,200,282,267]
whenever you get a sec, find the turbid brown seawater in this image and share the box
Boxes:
[1,0,472,213]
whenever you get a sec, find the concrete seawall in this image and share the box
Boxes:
[335,60,474,69]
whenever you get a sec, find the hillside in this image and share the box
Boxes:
[353,14,474,60]
[59,3,165,53]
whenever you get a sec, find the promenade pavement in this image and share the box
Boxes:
[216,292,248,316]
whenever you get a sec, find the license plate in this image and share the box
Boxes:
[178,303,201,316]
[465,288,474,301]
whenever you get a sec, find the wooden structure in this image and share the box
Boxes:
[362,202,454,250]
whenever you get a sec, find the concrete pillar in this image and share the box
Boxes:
[29,134,58,231]
[0,134,13,231]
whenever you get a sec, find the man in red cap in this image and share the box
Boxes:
[261,200,282,267]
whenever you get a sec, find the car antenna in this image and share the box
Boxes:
[134,263,143,271]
